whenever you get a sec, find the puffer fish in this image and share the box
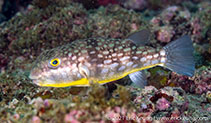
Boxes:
[29,29,195,88]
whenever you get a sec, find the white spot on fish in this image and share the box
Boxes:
[118,46,123,50]
[147,55,152,59]
[91,59,97,62]
[80,44,85,47]
[98,42,102,45]
[104,59,112,64]
[118,53,123,57]
[78,57,84,61]
[64,67,71,73]
[90,51,96,54]
[144,62,150,66]
[103,51,109,55]
[110,62,119,69]
[81,50,87,53]
[109,44,114,47]
[136,51,142,54]
[153,54,159,58]
[98,54,103,58]
[118,66,126,71]
[122,61,128,65]
[151,60,159,64]
[74,50,79,53]
[101,68,109,74]
[77,73,82,78]
[143,52,147,55]
[72,63,77,68]
[67,61,71,66]
[96,47,100,50]
[132,46,136,50]
[126,61,133,67]
[120,56,130,61]
[140,57,146,62]
[123,48,131,52]
[112,53,117,57]
[72,68,78,73]
[132,56,138,60]
[62,57,67,61]
[72,56,77,60]
[132,64,138,68]
[160,50,166,56]
[113,58,117,61]
[68,53,72,57]
[161,57,166,63]
[97,64,103,67]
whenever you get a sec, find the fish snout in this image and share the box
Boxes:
[29,68,42,80]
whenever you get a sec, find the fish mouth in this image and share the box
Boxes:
[29,72,56,87]
[29,71,40,80]
[29,72,42,86]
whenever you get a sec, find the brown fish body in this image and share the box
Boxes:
[29,30,194,87]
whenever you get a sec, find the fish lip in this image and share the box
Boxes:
[29,77,42,86]
[29,72,42,85]
[29,72,39,80]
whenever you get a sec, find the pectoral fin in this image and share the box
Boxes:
[129,70,147,88]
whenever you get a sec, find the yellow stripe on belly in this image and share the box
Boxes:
[38,78,89,87]
[97,63,164,84]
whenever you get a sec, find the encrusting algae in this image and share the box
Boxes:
[0,0,210,122]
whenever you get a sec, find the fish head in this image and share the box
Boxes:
[29,47,88,87]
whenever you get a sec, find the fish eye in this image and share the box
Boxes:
[48,58,61,68]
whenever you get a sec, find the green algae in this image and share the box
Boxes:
[198,4,211,38]
[87,5,148,39]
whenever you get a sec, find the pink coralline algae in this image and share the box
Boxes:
[149,5,204,43]
[31,116,41,123]
[162,6,179,23]
[168,67,211,94]
[156,26,174,43]
[131,23,139,31]
[191,18,202,40]
[12,114,20,121]
[150,17,161,26]
[104,106,139,122]
[169,73,196,93]
[194,74,211,94]
[64,110,84,123]
[64,107,139,123]
[156,97,171,110]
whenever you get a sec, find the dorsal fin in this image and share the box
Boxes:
[127,29,151,46]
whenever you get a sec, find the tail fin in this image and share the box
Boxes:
[163,35,195,76]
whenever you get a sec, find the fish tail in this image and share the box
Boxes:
[163,35,195,76]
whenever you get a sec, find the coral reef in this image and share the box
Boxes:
[0,0,210,122]
[0,0,32,23]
